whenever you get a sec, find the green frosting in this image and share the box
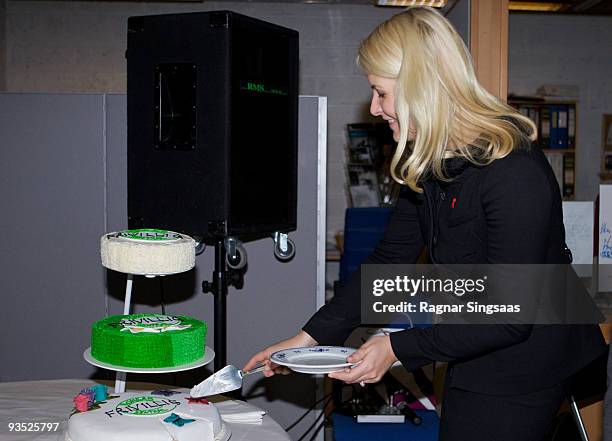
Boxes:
[91,314,206,368]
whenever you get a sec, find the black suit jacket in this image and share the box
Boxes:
[304,145,606,395]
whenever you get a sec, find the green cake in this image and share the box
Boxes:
[91,314,206,368]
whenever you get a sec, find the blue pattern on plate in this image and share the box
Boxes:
[270,346,357,374]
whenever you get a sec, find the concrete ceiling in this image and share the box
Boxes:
[26,0,612,15]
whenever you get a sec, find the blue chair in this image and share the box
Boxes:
[333,209,439,440]
[339,207,431,328]
[339,207,392,285]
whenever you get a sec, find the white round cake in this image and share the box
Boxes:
[65,390,229,441]
[101,229,195,275]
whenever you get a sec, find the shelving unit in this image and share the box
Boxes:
[345,123,400,208]
[508,98,577,200]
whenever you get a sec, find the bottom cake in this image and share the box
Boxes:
[65,388,229,441]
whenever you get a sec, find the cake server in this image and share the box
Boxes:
[190,364,266,397]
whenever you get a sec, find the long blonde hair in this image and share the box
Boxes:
[357,7,536,192]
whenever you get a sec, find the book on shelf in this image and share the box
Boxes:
[545,151,564,196]
[549,104,569,149]
[568,106,576,147]
[543,151,575,199]
[517,104,540,135]
[539,105,551,149]
[604,152,612,173]
[538,105,550,149]
[563,155,575,198]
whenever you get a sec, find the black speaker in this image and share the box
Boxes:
[127,11,299,243]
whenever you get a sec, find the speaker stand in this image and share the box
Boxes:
[202,239,244,372]
[201,239,227,372]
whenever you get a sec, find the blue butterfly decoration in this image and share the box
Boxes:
[163,413,196,427]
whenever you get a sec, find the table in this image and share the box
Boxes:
[0,379,290,441]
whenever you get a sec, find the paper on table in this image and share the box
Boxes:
[222,412,265,425]
[217,400,266,425]
[563,201,594,277]
[600,185,612,291]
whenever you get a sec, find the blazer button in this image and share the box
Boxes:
[433,235,438,245]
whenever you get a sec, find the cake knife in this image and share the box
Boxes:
[190,364,266,397]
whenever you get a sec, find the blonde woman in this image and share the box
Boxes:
[245,7,605,440]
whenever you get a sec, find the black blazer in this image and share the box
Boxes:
[304,145,606,395]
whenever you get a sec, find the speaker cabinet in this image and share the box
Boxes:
[127,11,299,243]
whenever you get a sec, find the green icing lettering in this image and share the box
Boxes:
[117,229,181,241]
[115,396,179,416]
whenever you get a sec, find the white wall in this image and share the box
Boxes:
[4,1,396,243]
[0,93,327,437]
[5,4,611,243]
[508,13,612,201]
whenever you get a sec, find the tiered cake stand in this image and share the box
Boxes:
[84,270,214,393]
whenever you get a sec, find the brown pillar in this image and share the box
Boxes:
[0,0,6,91]
[469,0,509,101]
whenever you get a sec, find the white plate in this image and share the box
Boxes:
[270,346,357,374]
[83,346,214,373]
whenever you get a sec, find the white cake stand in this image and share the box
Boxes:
[84,346,214,373]
[96,269,210,393]
[121,270,193,316]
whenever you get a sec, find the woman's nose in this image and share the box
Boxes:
[370,96,381,117]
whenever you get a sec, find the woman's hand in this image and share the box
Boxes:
[243,331,318,377]
[328,335,398,384]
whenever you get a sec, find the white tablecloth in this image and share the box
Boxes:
[0,379,290,441]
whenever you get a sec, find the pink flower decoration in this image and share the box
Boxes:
[74,394,90,412]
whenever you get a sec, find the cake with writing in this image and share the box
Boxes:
[101,228,195,275]
[66,388,229,441]
[91,314,206,368]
